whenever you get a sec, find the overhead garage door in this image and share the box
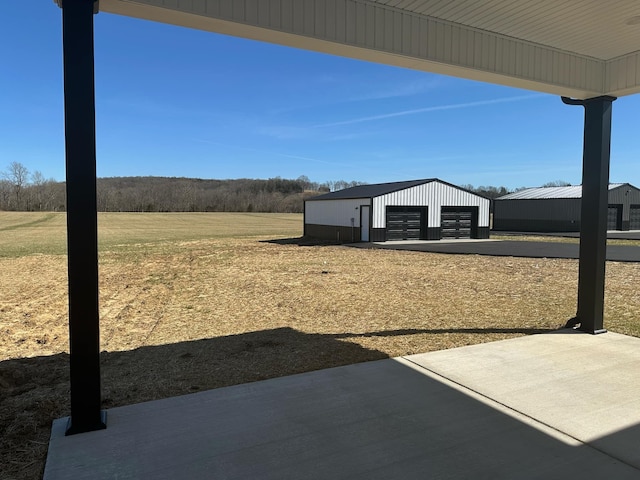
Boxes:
[441,208,475,239]
[630,205,640,230]
[607,205,621,230]
[386,207,426,241]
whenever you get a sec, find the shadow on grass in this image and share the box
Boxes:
[0,327,387,480]
[260,236,342,246]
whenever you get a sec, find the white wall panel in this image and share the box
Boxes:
[305,198,371,227]
[372,181,489,228]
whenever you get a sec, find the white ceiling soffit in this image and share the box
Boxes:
[99,0,640,99]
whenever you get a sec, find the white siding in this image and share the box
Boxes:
[372,181,489,228]
[305,198,371,227]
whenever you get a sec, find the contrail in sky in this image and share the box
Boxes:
[192,138,338,165]
[314,94,543,128]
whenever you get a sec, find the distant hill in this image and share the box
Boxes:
[1,171,370,213]
[95,176,324,213]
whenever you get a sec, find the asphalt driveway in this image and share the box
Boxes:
[354,239,640,262]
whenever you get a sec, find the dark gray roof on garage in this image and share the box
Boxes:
[306,178,480,201]
[496,183,634,201]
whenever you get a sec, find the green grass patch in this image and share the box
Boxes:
[607,239,640,246]
[0,212,68,257]
[492,234,640,247]
[0,212,58,232]
[491,234,580,244]
[0,212,303,258]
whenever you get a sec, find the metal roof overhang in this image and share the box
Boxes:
[98,0,640,99]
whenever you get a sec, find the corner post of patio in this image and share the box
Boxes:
[561,95,616,335]
[59,0,106,434]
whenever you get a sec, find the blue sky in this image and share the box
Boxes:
[2,2,639,190]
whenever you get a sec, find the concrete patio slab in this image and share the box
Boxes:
[44,330,640,479]
[406,329,640,470]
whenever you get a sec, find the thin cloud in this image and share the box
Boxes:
[346,78,441,102]
[270,78,440,115]
[191,138,340,166]
[255,125,312,140]
[277,153,337,165]
[314,94,543,128]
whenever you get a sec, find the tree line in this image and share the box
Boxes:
[460,180,571,199]
[93,176,341,213]
[460,181,570,212]
[0,163,365,213]
[1,162,570,213]
[0,162,65,211]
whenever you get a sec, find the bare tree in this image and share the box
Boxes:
[0,179,12,210]
[30,170,47,211]
[2,161,30,210]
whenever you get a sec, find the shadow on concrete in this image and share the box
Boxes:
[43,332,640,479]
[591,422,640,469]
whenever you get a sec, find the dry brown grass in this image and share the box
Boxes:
[1,212,640,479]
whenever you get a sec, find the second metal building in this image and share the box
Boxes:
[304,179,490,243]
[493,183,640,232]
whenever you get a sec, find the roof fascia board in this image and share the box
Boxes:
[100,0,606,99]
[306,196,372,201]
[605,51,640,97]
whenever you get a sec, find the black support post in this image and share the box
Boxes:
[61,0,106,434]
[561,96,616,335]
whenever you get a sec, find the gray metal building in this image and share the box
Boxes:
[494,183,640,232]
[304,179,490,243]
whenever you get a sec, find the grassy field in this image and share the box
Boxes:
[1,212,640,479]
[0,211,302,258]
[492,233,640,247]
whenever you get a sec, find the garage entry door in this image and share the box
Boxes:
[386,206,426,241]
[630,205,640,230]
[441,207,476,239]
[607,205,622,230]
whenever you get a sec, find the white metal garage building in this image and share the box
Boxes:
[304,179,490,242]
[494,183,640,232]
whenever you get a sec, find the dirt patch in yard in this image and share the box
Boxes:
[1,237,639,479]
